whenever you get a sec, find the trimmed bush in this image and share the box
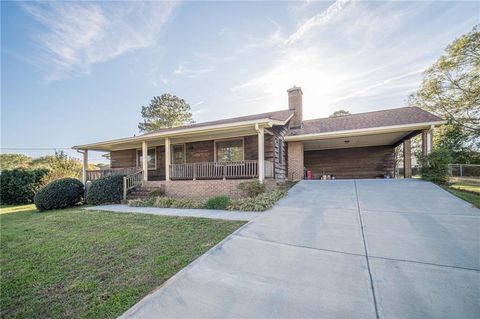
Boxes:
[229,188,287,212]
[238,180,266,197]
[86,174,124,205]
[0,168,49,204]
[148,189,165,198]
[204,195,230,210]
[34,178,84,211]
[128,196,204,209]
[417,148,452,184]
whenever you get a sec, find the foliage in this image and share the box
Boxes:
[229,188,287,212]
[238,180,266,197]
[0,169,49,205]
[329,110,351,117]
[0,154,32,170]
[443,186,480,208]
[204,195,231,210]
[86,174,124,205]
[34,178,84,211]
[129,196,205,209]
[0,207,244,318]
[409,25,479,147]
[32,151,83,185]
[416,148,452,184]
[138,94,194,132]
[434,121,480,164]
[148,188,166,198]
[171,198,206,209]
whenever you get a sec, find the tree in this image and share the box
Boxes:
[31,151,82,184]
[138,94,194,132]
[409,25,480,140]
[0,154,32,170]
[329,110,351,118]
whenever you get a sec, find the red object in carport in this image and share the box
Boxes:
[306,170,312,180]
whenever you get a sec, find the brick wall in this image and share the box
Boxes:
[287,141,304,181]
[145,179,276,198]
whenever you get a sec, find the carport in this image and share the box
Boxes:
[285,108,445,180]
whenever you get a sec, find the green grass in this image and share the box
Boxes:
[450,184,480,194]
[0,206,245,318]
[0,204,36,214]
[443,186,480,208]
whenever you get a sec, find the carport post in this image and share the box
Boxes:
[403,139,412,178]
[257,126,265,182]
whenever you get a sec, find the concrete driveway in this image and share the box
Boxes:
[121,179,480,319]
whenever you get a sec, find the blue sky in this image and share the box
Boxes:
[1,1,478,163]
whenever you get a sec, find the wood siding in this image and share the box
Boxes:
[304,146,395,179]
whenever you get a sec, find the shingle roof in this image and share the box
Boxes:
[287,107,443,136]
[141,109,294,136]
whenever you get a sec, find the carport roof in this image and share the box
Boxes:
[287,107,443,136]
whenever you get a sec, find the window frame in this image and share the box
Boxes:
[171,143,186,164]
[136,148,157,170]
[214,137,245,162]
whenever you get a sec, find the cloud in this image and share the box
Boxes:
[22,1,177,81]
[173,62,213,78]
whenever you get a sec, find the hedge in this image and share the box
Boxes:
[0,168,49,205]
[34,178,84,211]
[86,174,124,205]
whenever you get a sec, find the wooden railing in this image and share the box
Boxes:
[123,170,143,200]
[170,160,274,180]
[86,167,137,182]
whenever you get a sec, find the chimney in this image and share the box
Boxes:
[287,86,303,128]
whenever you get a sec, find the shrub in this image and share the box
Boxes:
[229,188,287,212]
[204,195,230,210]
[148,189,165,198]
[238,180,266,197]
[128,196,204,209]
[86,174,124,205]
[0,168,49,205]
[34,178,84,211]
[417,148,452,184]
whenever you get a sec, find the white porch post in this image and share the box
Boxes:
[142,140,148,182]
[421,126,434,155]
[258,126,265,182]
[82,150,88,185]
[165,137,171,181]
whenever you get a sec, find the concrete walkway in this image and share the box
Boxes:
[120,179,480,319]
[85,204,257,221]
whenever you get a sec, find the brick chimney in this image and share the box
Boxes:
[287,86,303,128]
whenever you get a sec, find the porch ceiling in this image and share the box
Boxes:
[303,131,414,151]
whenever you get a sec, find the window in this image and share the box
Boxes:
[172,144,185,164]
[216,139,244,162]
[137,148,156,170]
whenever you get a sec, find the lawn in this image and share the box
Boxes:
[443,182,480,208]
[0,206,245,318]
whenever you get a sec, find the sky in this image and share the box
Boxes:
[1,1,478,163]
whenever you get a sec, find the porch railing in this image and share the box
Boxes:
[123,170,143,200]
[86,167,137,182]
[170,160,274,180]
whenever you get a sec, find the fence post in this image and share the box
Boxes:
[193,163,197,181]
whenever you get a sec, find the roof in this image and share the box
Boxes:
[287,107,443,136]
[141,109,294,137]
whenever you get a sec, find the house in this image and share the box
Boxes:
[73,86,445,198]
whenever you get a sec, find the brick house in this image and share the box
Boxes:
[73,86,444,198]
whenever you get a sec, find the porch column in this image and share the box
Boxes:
[142,140,148,182]
[258,127,265,182]
[82,150,88,185]
[421,127,434,155]
[165,137,171,181]
[404,139,412,178]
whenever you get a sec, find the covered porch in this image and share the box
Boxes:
[77,120,278,185]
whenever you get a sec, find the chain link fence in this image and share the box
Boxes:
[448,164,480,185]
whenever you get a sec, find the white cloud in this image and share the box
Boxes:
[229,1,467,118]
[173,62,213,78]
[22,2,177,81]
